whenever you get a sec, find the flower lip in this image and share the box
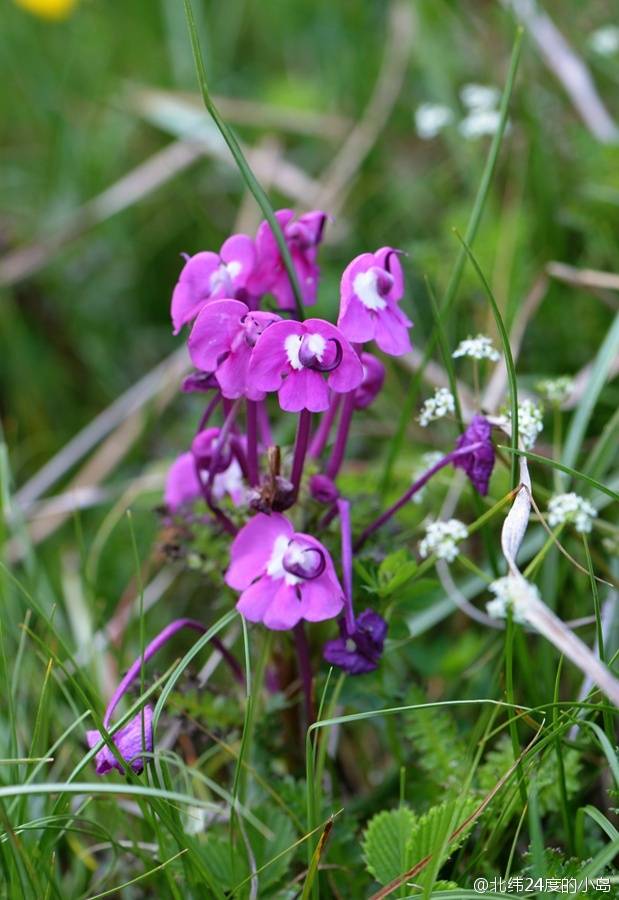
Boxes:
[191,428,233,474]
[241,312,277,348]
[298,336,343,373]
[282,540,327,580]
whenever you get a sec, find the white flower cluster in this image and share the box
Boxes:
[452,334,500,362]
[410,451,444,505]
[486,575,538,625]
[548,492,597,534]
[536,376,574,406]
[589,25,619,56]
[414,103,454,140]
[419,519,468,562]
[414,83,506,142]
[507,399,544,450]
[418,388,455,427]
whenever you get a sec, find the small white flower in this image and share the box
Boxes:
[415,102,454,140]
[411,451,444,505]
[419,519,468,562]
[459,109,503,140]
[536,376,574,406]
[452,334,500,362]
[589,25,619,57]
[548,492,597,534]
[486,575,538,624]
[418,388,455,427]
[503,399,543,450]
[460,83,500,112]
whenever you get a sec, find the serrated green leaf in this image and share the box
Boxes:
[406,796,478,892]
[362,806,416,886]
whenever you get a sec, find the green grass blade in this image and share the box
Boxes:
[498,446,619,502]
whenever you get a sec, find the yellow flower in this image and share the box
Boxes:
[13,0,78,20]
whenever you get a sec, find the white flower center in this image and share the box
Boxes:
[284,332,327,370]
[266,535,301,585]
[226,260,242,279]
[353,269,387,311]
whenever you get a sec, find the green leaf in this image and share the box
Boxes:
[406,797,477,891]
[362,806,416,886]
[404,687,470,789]
[378,550,419,597]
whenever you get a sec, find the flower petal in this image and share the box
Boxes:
[225,513,293,590]
[188,298,248,372]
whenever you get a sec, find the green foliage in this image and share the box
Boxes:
[404,687,470,789]
[363,806,417,886]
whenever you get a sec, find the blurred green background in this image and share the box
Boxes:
[2,0,619,483]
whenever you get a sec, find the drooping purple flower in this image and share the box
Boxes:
[247,209,327,310]
[188,299,280,401]
[250,318,363,413]
[323,609,388,675]
[170,234,256,334]
[338,247,412,356]
[225,512,344,630]
[452,414,495,496]
[86,707,153,775]
[309,473,340,505]
[354,352,386,409]
[164,446,246,513]
[181,371,219,394]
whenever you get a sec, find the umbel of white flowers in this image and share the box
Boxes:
[548,492,597,534]
[452,334,500,362]
[419,519,468,562]
[418,387,455,427]
[486,575,536,625]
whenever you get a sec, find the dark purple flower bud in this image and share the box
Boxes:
[181,371,219,393]
[354,353,386,410]
[282,540,326,580]
[323,609,387,675]
[86,707,153,775]
[452,414,495,496]
[297,335,343,373]
[191,428,233,474]
[309,474,340,505]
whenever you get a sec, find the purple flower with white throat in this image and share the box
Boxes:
[338,247,412,356]
[164,447,246,513]
[188,299,280,400]
[225,513,344,630]
[248,209,327,310]
[323,609,387,675]
[170,234,256,334]
[452,414,495,496]
[250,318,363,412]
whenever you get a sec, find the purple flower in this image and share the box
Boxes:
[354,352,386,409]
[250,318,363,412]
[170,234,256,334]
[225,512,345,630]
[181,371,219,394]
[188,299,280,401]
[323,609,388,675]
[86,707,153,775]
[164,446,246,513]
[452,414,495,496]
[309,474,340,505]
[247,209,327,310]
[338,247,412,356]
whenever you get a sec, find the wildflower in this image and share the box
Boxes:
[250,318,363,413]
[354,353,386,409]
[247,209,327,310]
[452,415,495,496]
[323,609,388,675]
[589,25,619,56]
[414,103,453,140]
[188,299,280,400]
[14,0,77,19]
[410,451,443,505]
[548,493,597,534]
[452,334,500,362]
[181,371,219,394]
[170,234,256,334]
[459,109,502,139]
[536,376,574,406]
[419,519,468,562]
[225,513,344,630]
[164,448,246,513]
[309,474,339,505]
[486,575,537,625]
[87,708,153,776]
[418,387,455,427]
[460,84,500,111]
[512,399,544,450]
[338,248,412,356]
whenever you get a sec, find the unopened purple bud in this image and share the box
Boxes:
[181,371,219,394]
[354,353,385,409]
[309,474,340,505]
[86,707,153,775]
[282,540,326,580]
[191,428,233,473]
[452,415,495,496]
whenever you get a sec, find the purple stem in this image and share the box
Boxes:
[290,409,312,498]
[104,618,242,728]
[196,391,221,434]
[337,498,356,635]
[293,621,315,725]
[204,400,241,535]
[257,401,273,447]
[309,394,341,459]
[246,400,259,487]
[354,442,484,551]
[325,392,355,480]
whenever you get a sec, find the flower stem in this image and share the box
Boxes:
[246,400,259,487]
[325,392,355,479]
[337,498,356,635]
[196,391,221,433]
[309,395,341,459]
[293,622,315,725]
[258,400,273,447]
[354,442,483,551]
[290,409,312,498]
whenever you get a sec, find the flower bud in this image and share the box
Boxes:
[354,353,385,409]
